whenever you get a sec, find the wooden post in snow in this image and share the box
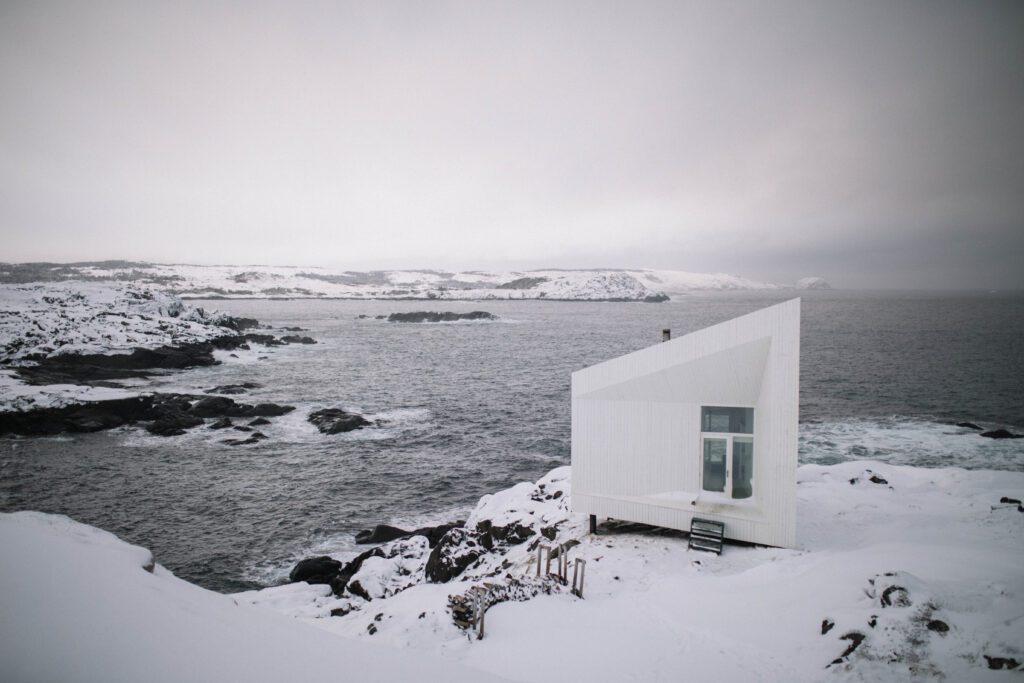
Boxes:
[662,329,671,342]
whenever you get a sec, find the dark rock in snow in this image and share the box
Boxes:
[354,521,462,548]
[280,335,317,344]
[248,417,271,427]
[880,585,911,608]
[980,429,1024,439]
[387,311,496,323]
[926,619,949,633]
[425,527,482,583]
[1000,496,1022,505]
[868,474,888,485]
[233,425,253,432]
[955,422,983,430]
[821,619,835,635]
[209,418,233,429]
[289,556,342,585]
[308,408,371,434]
[984,655,1020,670]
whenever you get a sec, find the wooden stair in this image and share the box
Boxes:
[688,518,725,555]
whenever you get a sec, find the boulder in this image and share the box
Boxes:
[204,383,262,395]
[289,556,342,585]
[355,525,412,545]
[209,418,233,430]
[189,396,236,417]
[955,421,983,430]
[147,410,204,436]
[248,417,271,426]
[280,335,317,344]
[308,408,371,434]
[980,429,1024,439]
[424,527,482,583]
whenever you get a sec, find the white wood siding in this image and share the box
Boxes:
[571,298,800,548]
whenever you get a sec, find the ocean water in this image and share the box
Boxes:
[2,291,1022,592]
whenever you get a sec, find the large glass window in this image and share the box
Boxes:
[700,407,754,500]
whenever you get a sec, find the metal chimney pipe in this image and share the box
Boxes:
[662,329,671,342]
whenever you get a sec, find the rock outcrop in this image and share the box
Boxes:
[307,408,371,434]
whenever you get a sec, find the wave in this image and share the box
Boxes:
[799,417,1024,471]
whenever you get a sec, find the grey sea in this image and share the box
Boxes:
[2,290,1022,593]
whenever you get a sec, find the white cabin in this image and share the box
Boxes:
[571,298,800,548]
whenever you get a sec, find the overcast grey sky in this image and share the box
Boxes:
[2,1,1022,288]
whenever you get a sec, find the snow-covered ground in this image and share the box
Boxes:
[3,462,1020,681]
[0,282,242,412]
[1,262,807,300]
[0,512,507,683]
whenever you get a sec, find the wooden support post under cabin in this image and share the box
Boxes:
[589,514,597,534]
[662,328,671,342]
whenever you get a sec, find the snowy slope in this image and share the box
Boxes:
[0,511,507,683]
[1,262,801,300]
[245,462,1024,682]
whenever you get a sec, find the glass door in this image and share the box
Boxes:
[701,435,754,499]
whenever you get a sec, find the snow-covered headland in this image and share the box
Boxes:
[0,282,310,434]
[2,461,1021,681]
[0,261,826,301]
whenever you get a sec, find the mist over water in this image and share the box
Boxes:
[2,291,1022,592]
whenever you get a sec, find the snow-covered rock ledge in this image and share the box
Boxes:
[0,282,309,431]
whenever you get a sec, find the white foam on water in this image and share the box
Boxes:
[800,417,1024,471]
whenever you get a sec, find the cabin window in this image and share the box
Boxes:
[700,407,753,499]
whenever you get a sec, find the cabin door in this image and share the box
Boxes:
[701,435,754,499]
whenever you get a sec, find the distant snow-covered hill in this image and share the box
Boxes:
[0,261,810,301]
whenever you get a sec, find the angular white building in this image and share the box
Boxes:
[571,298,800,548]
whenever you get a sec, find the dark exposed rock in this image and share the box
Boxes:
[926,619,949,633]
[205,382,262,395]
[13,341,224,385]
[347,580,372,601]
[829,632,866,666]
[955,422,983,430]
[984,655,1020,670]
[248,417,271,426]
[189,396,236,417]
[289,556,342,585]
[280,326,306,331]
[981,429,1024,439]
[356,525,412,545]
[821,619,835,635]
[147,410,204,436]
[280,335,317,344]
[425,527,482,583]
[233,425,253,432]
[880,585,911,608]
[209,418,233,429]
[1000,496,1022,505]
[387,311,496,323]
[354,521,462,548]
[414,522,462,548]
[219,317,260,331]
[191,396,295,419]
[868,474,888,485]
[220,432,267,446]
[308,408,371,434]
